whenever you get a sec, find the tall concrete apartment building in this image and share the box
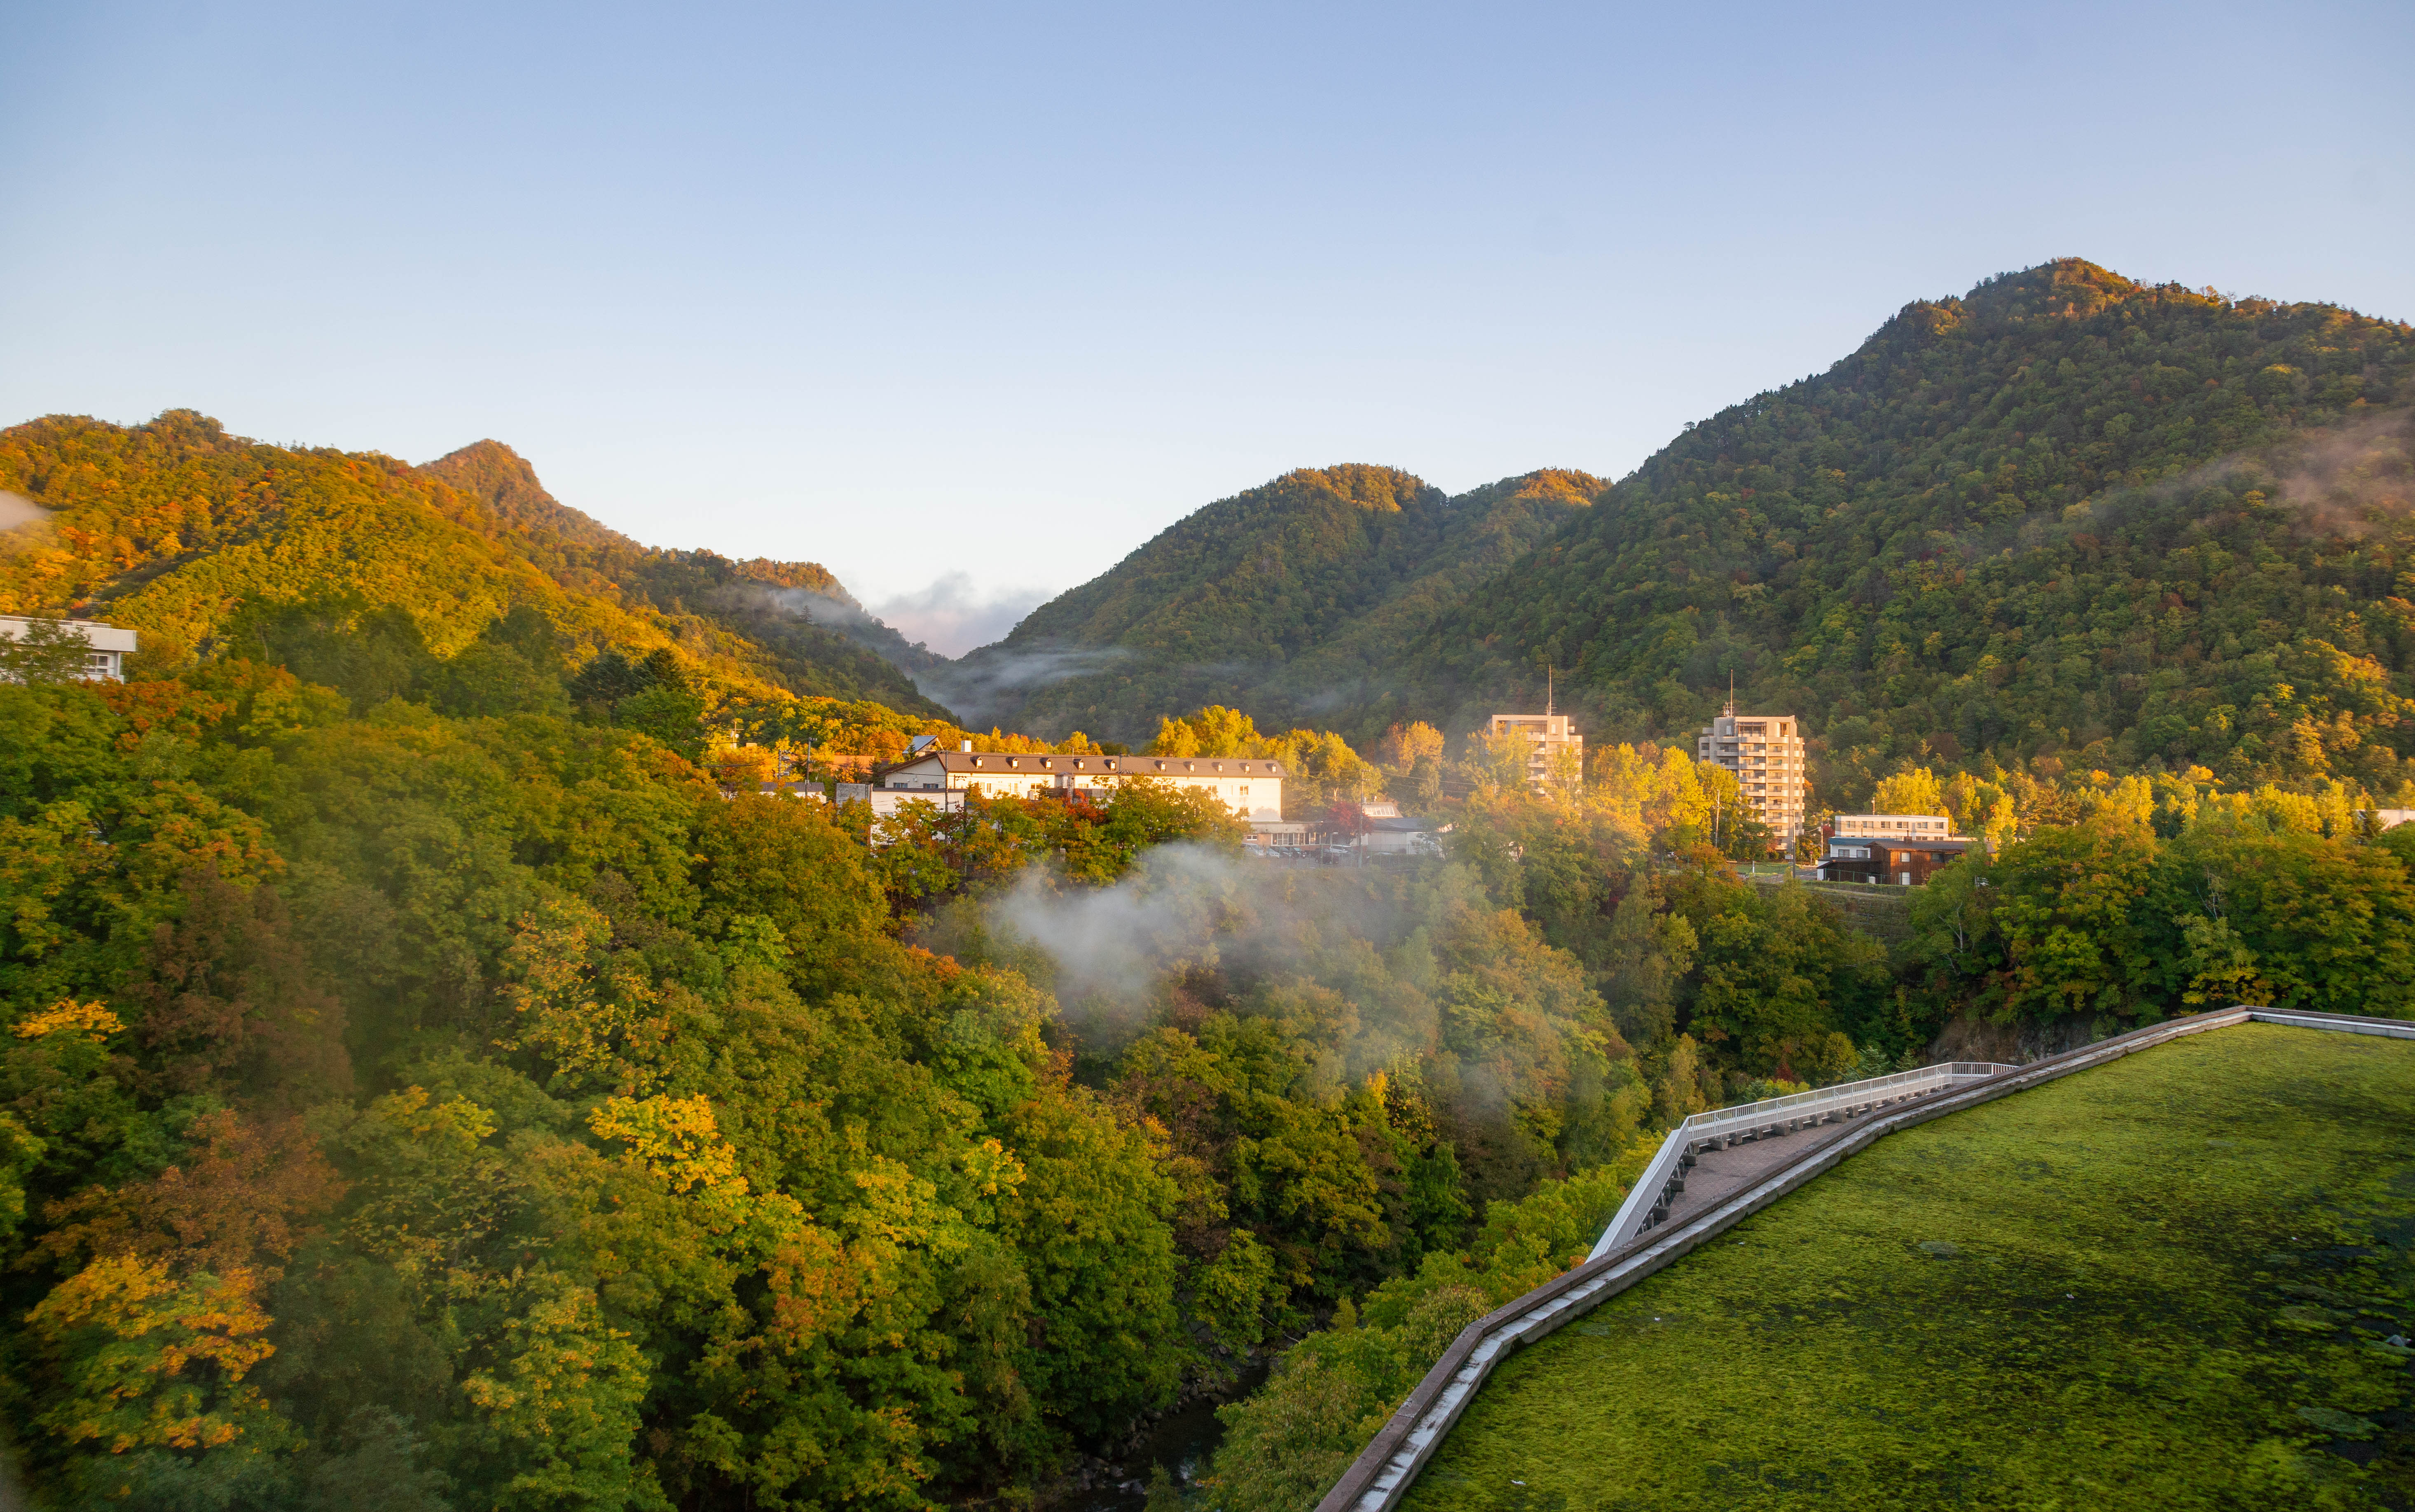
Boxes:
[1695,705,1807,848]
[1488,711,1584,788]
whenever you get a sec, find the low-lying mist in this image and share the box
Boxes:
[917,644,1134,726]
[917,842,1631,1136]
[868,571,1048,659]
[0,489,47,534]
[922,842,1441,1065]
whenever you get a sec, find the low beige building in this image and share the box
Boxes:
[1832,813,1955,841]
[835,783,965,821]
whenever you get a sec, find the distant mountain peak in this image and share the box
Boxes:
[1855,257,2212,365]
[1494,469,1605,507]
[419,439,634,550]
[1958,257,2142,321]
[1275,464,1439,513]
[946,464,1593,737]
[410,439,950,703]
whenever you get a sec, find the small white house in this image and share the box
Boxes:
[1362,814,1445,856]
[0,615,138,681]
[835,783,965,820]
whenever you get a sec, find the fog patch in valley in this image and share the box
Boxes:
[870,571,1048,659]
[919,644,1135,726]
[954,841,1461,1084]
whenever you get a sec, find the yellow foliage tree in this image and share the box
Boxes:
[26,1255,285,1458]
[12,999,125,1043]
[1378,722,1444,771]
[1870,766,1946,816]
[496,898,670,1095]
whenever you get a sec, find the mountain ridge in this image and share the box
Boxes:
[1396,258,2415,800]
[9,257,2409,804]
[960,258,2415,802]
[943,463,1598,739]
[413,438,955,703]
[0,413,954,717]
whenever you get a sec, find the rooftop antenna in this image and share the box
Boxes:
[1545,665,1554,718]
[1725,671,1736,717]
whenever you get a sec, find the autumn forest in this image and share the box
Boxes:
[2,257,2413,1511]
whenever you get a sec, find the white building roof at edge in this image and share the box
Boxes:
[0,615,138,681]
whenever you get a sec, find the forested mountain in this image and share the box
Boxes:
[1404,259,2415,800]
[945,465,1596,741]
[954,260,2414,806]
[0,414,950,716]
[417,438,639,551]
[421,440,956,696]
[7,263,2415,1512]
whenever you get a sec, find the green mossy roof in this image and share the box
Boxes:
[1404,1023,2415,1511]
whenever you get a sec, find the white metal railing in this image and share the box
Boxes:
[2248,1010,2415,1040]
[1587,1060,2016,1259]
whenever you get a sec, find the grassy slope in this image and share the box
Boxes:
[1404,1023,2415,1511]
[955,466,1596,742]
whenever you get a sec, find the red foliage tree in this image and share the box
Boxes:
[123,868,351,1110]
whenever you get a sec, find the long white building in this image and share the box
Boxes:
[866,743,1285,825]
[1832,813,1954,840]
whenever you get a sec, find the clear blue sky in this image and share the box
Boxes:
[4,1,2409,653]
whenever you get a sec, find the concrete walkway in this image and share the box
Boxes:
[1654,1114,1874,1229]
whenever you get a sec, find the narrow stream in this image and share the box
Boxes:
[1071,1355,1272,1511]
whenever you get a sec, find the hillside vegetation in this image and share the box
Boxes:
[421,440,955,701]
[5,260,2414,1512]
[0,663,1666,1509]
[0,415,949,717]
[1412,259,2415,800]
[951,465,1596,742]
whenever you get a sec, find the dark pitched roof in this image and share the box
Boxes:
[872,750,1286,783]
